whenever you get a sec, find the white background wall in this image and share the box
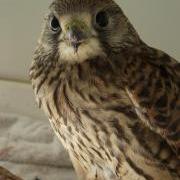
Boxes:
[0,0,179,82]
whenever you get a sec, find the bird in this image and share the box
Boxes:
[29,0,180,179]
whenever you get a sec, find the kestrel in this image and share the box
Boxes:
[30,0,180,179]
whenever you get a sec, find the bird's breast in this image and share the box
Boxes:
[30,62,178,180]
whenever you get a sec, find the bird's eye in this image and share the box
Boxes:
[50,16,61,32]
[96,11,109,28]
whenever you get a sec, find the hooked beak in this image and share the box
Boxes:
[66,20,90,53]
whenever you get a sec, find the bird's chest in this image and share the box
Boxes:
[34,69,175,180]
[47,116,174,180]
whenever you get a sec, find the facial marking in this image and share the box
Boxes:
[58,13,105,63]
[60,13,92,32]
[59,38,104,63]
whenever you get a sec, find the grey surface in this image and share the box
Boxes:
[0,111,76,180]
[0,0,180,81]
[0,0,51,81]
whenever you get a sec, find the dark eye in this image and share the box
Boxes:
[50,16,61,32]
[96,11,109,28]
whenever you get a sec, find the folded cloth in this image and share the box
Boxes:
[0,112,76,180]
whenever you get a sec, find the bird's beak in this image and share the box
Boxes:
[65,19,90,53]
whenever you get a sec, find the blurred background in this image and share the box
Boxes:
[0,0,179,180]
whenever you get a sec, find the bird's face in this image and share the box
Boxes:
[51,11,104,63]
[37,0,136,63]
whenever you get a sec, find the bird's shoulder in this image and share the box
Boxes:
[121,44,180,158]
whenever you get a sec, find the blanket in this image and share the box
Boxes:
[0,112,76,180]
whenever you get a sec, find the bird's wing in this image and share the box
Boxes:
[125,46,180,158]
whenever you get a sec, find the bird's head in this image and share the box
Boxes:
[36,0,139,64]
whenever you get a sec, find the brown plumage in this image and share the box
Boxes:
[29,0,180,179]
